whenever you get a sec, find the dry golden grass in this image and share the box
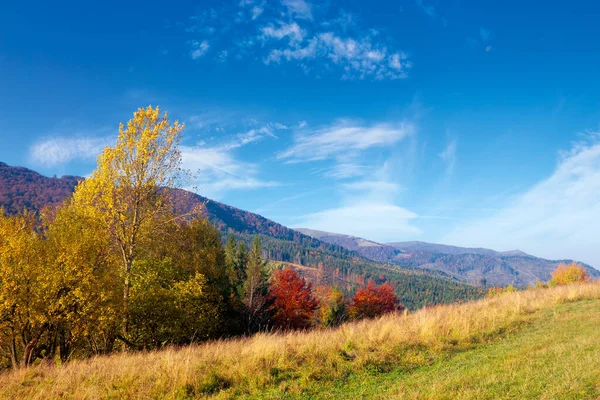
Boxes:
[1,282,599,399]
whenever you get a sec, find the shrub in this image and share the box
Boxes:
[549,263,590,286]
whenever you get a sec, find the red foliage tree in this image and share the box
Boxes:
[349,280,402,320]
[268,267,319,330]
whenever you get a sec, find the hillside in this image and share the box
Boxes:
[296,228,599,286]
[0,162,482,310]
[0,162,81,214]
[1,283,598,399]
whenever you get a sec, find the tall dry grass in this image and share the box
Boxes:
[1,282,599,399]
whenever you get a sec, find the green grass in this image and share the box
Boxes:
[240,299,600,399]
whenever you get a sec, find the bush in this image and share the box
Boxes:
[549,263,590,286]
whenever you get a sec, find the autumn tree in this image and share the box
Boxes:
[43,204,121,358]
[349,280,402,320]
[268,267,318,330]
[242,236,270,332]
[0,206,118,368]
[71,106,185,340]
[0,211,49,368]
[549,262,590,286]
[314,285,347,327]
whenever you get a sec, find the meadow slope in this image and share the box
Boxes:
[1,283,599,399]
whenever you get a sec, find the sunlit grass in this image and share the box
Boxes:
[1,283,599,399]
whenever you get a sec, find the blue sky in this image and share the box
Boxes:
[2,0,600,266]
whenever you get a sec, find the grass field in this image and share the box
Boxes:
[263,298,600,399]
[1,283,599,399]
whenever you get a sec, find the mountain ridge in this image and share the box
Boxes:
[295,228,598,286]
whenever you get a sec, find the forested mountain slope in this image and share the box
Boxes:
[297,228,599,286]
[0,162,483,309]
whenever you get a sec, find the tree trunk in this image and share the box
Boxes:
[122,259,131,344]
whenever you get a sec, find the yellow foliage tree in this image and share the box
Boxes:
[72,106,185,339]
[0,206,121,368]
[44,204,122,357]
[549,262,590,286]
[0,211,48,368]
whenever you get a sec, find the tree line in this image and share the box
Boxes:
[0,106,403,370]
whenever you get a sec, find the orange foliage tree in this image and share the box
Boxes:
[549,263,590,286]
[349,280,402,320]
[268,267,318,330]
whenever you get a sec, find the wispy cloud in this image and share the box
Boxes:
[439,138,457,176]
[281,0,312,20]
[223,123,283,150]
[264,32,412,80]
[181,143,278,199]
[180,119,285,199]
[293,160,421,241]
[183,1,412,80]
[293,203,421,241]
[189,40,210,59]
[443,132,600,267]
[29,136,113,167]
[260,21,306,42]
[278,120,414,162]
[322,163,372,179]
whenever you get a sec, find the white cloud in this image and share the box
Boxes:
[281,0,313,20]
[293,203,421,241]
[278,120,414,162]
[443,134,600,267]
[260,22,306,43]
[293,158,420,241]
[439,138,457,175]
[323,163,371,179]
[190,40,210,59]
[179,120,285,199]
[264,32,412,80]
[223,123,283,150]
[251,5,264,19]
[29,136,113,166]
[181,144,278,199]
[184,2,411,80]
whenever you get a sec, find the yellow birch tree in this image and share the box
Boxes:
[71,106,184,340]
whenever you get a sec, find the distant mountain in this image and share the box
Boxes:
[387,241,509,257]
[295,228,402,262]
[0,162,483,310]
[296,229,599,287]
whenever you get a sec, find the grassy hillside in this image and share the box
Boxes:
[1,283,599,399]
[323,298,600,399]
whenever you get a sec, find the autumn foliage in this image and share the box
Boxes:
[349,280,402,319]
[0,106,414,371]
[269,267,318,330]
[550,262,590,286]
